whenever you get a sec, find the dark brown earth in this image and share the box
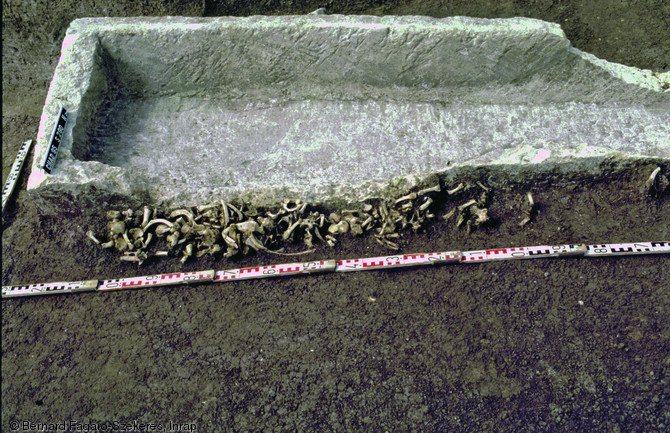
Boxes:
[2,1,669,432]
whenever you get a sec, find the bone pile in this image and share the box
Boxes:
[88,182,495,265]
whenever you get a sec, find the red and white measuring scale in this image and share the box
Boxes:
[2,241,668,298]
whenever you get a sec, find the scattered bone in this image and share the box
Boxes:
[283,220,301,241]
[169,209,195,224]
[236,220,261,235]
[144,219,173,232]
[442,208,457,220]
[447,183,464,195]
[361,215,374,229]
[304,230,314,248]
[282,199,302,213]
[121,251,148,265]
[109,221,126,236]
[220,200,230,226]
[472,207,489,225]
[143,232,154,249]
[456,213,466,228]
[418,184,441,195]
[645,167,661,192]
[645,166,668,196]
[141,206,151,228]
[519,192,537,227]
[122,230,133,250]
[328,220,350,235]
[375,235,399,250]
[106,210,121,220]
[325,234,337,247]
[395,192,417,204]
[181,244,194,263]
[227,202,244,221]
[350,223,364,236]
[129,228,143,241]
[114,236,130,252]
[95,179,499,260]
[418,197,433,211]
[196,202,219,213]
[154,224,171,237]
[86,230,101,244]
[458,199,478,212]
[167,232,181,248]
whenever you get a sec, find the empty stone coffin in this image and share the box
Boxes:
[28,15,669,207]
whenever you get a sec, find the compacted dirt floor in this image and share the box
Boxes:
[2,1,669,432]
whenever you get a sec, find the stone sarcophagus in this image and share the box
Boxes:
[28,15,669,208]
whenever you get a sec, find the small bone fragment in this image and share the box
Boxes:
[325,234,337,247]
[361,215,374,229]
[418,184,441,195]
[395,192,417,204]
[328,220,349,235]
[282,199,302,213]
[86,230,101,244]
[375,236,399,250]
[442,209,457,220]
[128,227,143,240]
[109,221,126,235]
[141,206,151,228]
[143,219,174,233]
[167,232,181,248]
[236,220,261,235]
[350,223,364,236]
[220,200,230,226]
[122,230,133,250]
[418,197,433,211]
[169,209,195,224]
[226,202,244,220]
[282,220,301,241]
[472,207,489,224]
[114,236,130,252]
[154,224,171,237]
[143,232,154,249]
[196,202,219,212]
[304,230,314,248]
[457,199,478,211]
[120,251,148,264]
[106,210,121,220]
[645,167,661,192]
[447,183,464,195]
[644,166,668,195]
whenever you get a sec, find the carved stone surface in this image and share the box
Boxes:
[28,15,669,207]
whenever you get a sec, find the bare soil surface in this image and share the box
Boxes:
[2,1,669,432]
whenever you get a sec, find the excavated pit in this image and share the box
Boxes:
[28,15,669,207]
